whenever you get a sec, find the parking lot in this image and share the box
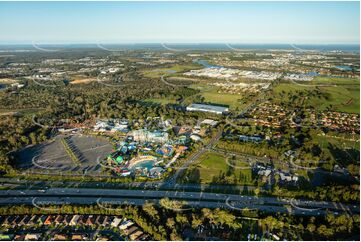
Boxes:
[15,134,114,176]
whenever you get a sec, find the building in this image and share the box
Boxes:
[63,215,72,226]
[37,215,47,225]
[130,231,143,240]
[186,103,229,115]
[86,215,95,226]
[54,215,64,225]
[24,233,42,241]
[111,217,122,227]
[119,220,134,230]
[190,134,202,142]
[124,225,139,235]
[53,234,67,241]
[149,167,165,178]
[43,215,53,226]
[239,135,262,143]
[69,215,80,226]
[102,216,111,227]
[71,234,87,241]
[131,130,169,143]
[201,119,218,127]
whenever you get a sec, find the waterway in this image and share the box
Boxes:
[335,65,353,71]
[194,59,222,68]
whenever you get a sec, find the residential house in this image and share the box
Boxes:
[63,215,72,226]
[37,215,47,225]
[129,231,143,241]
[119,220,134,230]
[95,215,105,226]
[69,215,80,226]
[86,215,95,226]
[111,217,122,227]
[44,215,54,226]
[124,225,139,236]
[13,235,25,241]
[54,215,64,225]
[24,233,42,241]
[53,234,67,241]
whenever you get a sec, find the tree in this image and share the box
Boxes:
[317,225,333,237]
[142,202,158,219]
[254,188,260,196]
[306,223,316,233]
[191,214,202,229]
[166,217,176,229]
[175,213,188,225]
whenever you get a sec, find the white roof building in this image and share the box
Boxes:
[111,217,122,227]
[201,119,218,126]
[186,104,229,115]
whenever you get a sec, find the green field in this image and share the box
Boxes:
[312,76,359,85]
[0,108,45,116]
[292,129,361,173]
[189,84,247,110]
[144,98,177,105]
[179,151,254,185]
[141,63,202,78]
[274,77,360,113]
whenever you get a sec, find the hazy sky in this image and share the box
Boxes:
[0,1,359,44]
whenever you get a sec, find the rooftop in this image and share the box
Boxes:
[187,103,229,113]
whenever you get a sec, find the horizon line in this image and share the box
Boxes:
[0,42,359,45]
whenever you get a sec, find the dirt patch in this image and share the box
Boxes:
[0,78,18,84]
[344,98,353,105]
[70,78,96,84]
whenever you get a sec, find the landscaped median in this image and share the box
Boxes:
[60,137,81,165]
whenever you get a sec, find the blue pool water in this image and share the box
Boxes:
[130,160,155,171]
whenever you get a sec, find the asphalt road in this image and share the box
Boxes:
[0,196,329,216]
[0,188,358,217]
[167,129,223,186]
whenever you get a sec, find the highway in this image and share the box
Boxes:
[167,129,223,186]
[0,188,358,217]
[2,84,358,219]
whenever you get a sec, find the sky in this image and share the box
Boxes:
[0,1,359,44]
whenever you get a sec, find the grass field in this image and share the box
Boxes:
[145,98,177,105]
[312,76,359,85]
[189,84,247,110]
[0,108,45,116]
[0,78,18,84]
[274,77,360,113]
[179,151,254,185]
[141,63,202,78]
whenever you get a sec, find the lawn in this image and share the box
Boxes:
[144,98,177,105]
[298,130,360,171]
[141,63,202,78]
[312,76,359,85]
[189,84,246,110]
[0,108,45,116]
[273,78,360,113]
[179,151,254,185]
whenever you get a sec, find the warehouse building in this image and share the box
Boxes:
[186,103,229,115]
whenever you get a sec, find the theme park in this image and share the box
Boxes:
[101,129,189,179]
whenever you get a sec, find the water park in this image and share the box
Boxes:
[104,138,183,178]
